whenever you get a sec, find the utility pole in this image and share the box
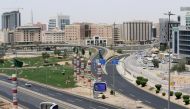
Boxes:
[164,11,175,109]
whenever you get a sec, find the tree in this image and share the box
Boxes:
[152,59,160,68]
[42,52,50,63]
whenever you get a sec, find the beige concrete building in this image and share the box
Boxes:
[113,24,123,44]
[14,26,41,43]
[121,21,152,44]
[33,22,47,31]
[42,28,64,43]
[64,24,85,45]
[90,24,113,45]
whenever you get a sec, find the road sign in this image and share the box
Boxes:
[111,59,119,65]
[93,82,107,92]
[99,59,106,65]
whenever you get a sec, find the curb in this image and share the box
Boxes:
[117,56,188,109]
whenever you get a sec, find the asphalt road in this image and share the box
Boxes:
[0,73,119,109]
[91,48,187,109]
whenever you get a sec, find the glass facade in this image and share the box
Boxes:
[178,30,190,56]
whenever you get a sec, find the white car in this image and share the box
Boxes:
[25,83,32,87]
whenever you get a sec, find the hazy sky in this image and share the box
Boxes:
[0,0,190,25]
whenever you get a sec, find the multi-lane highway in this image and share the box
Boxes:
[91,47,186,109]
[0,75,120,109]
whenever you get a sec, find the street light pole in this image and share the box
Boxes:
[164,11,175,109]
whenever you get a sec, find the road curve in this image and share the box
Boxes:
[91,47,186,109]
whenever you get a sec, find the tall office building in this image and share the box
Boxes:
[172,26,190,63]
[180,7,190,26]
[1,11,21,30]
[159,18,180,45]
[48,15,70,31]
[121,21,152,44]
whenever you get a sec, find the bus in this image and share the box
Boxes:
[40,102,58,109]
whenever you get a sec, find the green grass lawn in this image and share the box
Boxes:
[0,66,76,88]
[0,56,71,68]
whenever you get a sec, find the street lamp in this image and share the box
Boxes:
[164,11,175,109]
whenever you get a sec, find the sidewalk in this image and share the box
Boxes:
[117,57,190,109]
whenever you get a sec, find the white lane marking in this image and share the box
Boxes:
[145,100,151,104]
[75,98,82,101]
[98,106,108,109]
[67,99,75,103]
[129,93,135,97]
[89,106,96,109]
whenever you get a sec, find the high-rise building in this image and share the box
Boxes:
[180,7,190,26]
[159,18,180,45]
[1,11,21,30]
[172,26,190,63]
[48,15,70,31]
[121,21,152,44]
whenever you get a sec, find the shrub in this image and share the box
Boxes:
[155,84,162,91]
[117,49,122,54]
[141,80,147,87]
[175,92,182,99]
[136,80,141,85]
[183,95,190,100]
[162,92,166,96]
[144,78,148,83]
[136,76,148,87]
[0,59,4,64]
[65,62,70,66]
[137,76,144,81]
[184,99,190,105]
[156,90,159,94]
[110,90,115,95]
[102,94,106,99]
[170,91,174,96]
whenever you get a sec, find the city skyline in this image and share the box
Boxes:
[0,0,190,26]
